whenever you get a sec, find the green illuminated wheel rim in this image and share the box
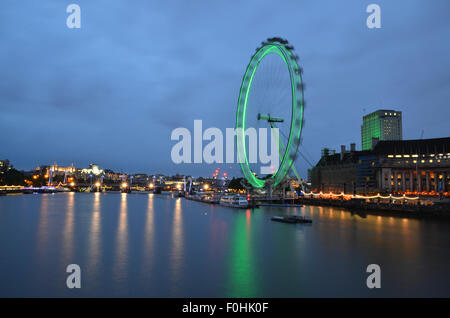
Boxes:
[236,37,304,188]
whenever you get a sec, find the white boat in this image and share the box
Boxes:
[219,195,249,208]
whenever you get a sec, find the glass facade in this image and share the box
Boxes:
[361,110,402,150]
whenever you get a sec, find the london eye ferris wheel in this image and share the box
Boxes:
[236,37,305,189]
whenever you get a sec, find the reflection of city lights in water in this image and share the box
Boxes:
[246,209,251,225]
[87,192,101,275]
[36,194,50,257]
[170,198,184,293]
[228,211,256,297]
[141,194,155,276]
[401,218,411,234]
[61,192,75,266]
[5,192,448,297]
[113,193,129,285]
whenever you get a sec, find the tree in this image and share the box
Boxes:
[227,177,245,190]
[0,168,26,186]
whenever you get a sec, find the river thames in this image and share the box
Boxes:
[1,192,449,297]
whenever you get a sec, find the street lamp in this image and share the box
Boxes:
[203,184,209,191]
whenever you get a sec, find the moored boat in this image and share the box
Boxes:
[271,215,312,224]
[219,195,249,209]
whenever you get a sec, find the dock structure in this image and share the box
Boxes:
[183,191,450,218]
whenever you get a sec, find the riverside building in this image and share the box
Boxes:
[310,137,450,196]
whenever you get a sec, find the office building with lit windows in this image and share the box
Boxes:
[375,137,450,194]
[361,110,402,150]
[310,137,450,196]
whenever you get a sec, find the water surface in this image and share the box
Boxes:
[1,192,449,297]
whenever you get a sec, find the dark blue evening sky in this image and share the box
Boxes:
[1,0,449,178]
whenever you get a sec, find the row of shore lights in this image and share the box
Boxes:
[67,182,212,191]
[117,183,211,191]
[388,153,450,163]
[64,182,199,190]
[303,192,420,200]
[388,153,450,158]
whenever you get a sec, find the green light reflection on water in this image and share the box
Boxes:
[227,210,258,297]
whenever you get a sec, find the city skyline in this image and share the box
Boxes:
[1,1,449,178]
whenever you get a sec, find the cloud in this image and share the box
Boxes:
[1,0,449,177]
